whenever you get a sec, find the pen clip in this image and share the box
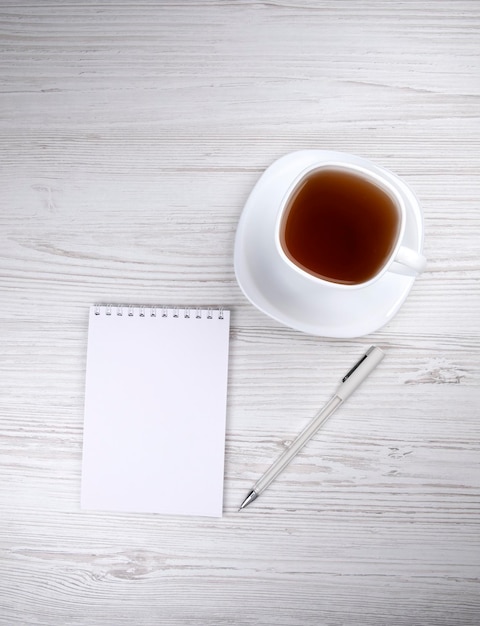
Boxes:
[341,346,374,383]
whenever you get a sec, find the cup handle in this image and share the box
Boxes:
[390,245,427,276]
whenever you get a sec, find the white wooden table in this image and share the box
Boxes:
[1,2,479,624]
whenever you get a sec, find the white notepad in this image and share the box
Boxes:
[81,305,230,518]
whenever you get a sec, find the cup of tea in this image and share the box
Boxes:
[234,150,427,337]
[276,163,426,289]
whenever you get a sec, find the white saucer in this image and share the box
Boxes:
[234,150,425,338]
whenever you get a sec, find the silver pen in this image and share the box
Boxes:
[239,346,385,510]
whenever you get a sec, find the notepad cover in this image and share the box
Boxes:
[81,305,230,518]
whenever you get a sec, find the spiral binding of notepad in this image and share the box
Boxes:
[93,304,225,320]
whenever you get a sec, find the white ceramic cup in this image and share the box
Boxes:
[275,161,427,289]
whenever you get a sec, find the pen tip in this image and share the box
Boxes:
[238,490,258,511]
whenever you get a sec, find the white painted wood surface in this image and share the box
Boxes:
[1,2,479,624]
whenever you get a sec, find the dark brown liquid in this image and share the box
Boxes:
[280,169,400,285]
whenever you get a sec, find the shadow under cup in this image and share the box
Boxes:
[278,166,403,286]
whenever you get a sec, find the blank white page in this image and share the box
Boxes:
[81,305,230,518]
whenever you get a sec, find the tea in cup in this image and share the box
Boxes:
[277,163,426,288]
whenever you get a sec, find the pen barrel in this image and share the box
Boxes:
[253,394,343,495]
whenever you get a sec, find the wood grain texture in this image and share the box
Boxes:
[1,1,479,624]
